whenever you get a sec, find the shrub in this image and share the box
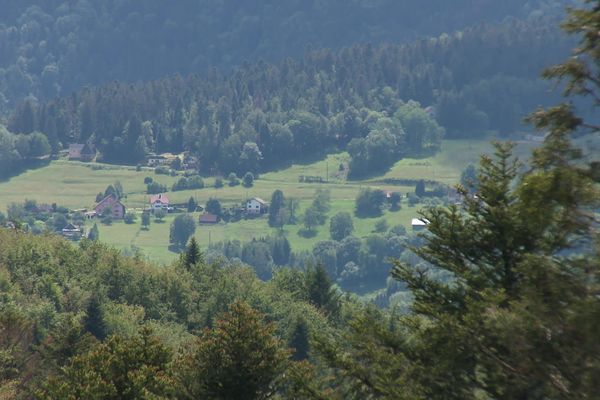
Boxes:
[228,172,240,187]
[147,182,167,194]
[124,213,137,224]
[242,172,254,187]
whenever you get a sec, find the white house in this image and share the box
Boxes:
[150,194,170,211]
[411,218,429,231]
[246,197,267,214]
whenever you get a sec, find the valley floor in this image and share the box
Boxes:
[0,139,537,264]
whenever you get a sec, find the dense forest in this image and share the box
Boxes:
[7,20,571,175]
[2,93,598,398]
[2,1,599,398]
[0,0,574,114]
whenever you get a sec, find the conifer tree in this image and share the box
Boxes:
[176,301,290,400]
[317,5,600,396]
[88,223,99,241]
[184,237,203,270]
[83,294,106,340]
[305,264,340,317]
[289,317,310,361]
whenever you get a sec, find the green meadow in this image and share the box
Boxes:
[0,139,538,264]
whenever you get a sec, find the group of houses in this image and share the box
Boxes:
[146,152,199,170]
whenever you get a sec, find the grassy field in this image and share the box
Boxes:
[0,139,538,264]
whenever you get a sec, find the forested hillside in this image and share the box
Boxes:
[2,1,600,397]
[0,0,573,114]
[7,20,571,175]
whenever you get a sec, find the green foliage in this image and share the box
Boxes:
[302,207,320,233]
[374,218,389,233]
[243,172,255,188]
[415,179,425,197]
[305,264,340,317]
[154,209,166,221]
[38,327,174,399]
[302,189,331,233]
[268,190,286,228]
[355,188,386,217]
[123,212,136,224]
[460,164,478,189]
[329,212,354,241]
[84,294,107,340]
[173,176,204,191]
[175,301,290,400]
[184,237,203,270]
[169,214,196,248]
[147,181,167,194]
[289,317,310,362]
[141,212,151,229]
[187,197,198,212]
[0,127,52,178]
[88,223,99,241]
[205,198,222,217]
[101,213,113,225]
[6,16,570,167]
[390,192,402,210]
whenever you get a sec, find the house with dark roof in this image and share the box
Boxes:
[69,143,96,161]
[61,223,83,240]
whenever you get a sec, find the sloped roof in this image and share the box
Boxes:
[150,193,170,204]
[68,144,84,158]
[62,223,81,231]
[95,195,125,211]
[411,218,429,226]
[199,213,218,223]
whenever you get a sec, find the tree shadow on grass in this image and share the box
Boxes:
[168,244,183,254]
[0,158,51,183]
[297,228,317,238]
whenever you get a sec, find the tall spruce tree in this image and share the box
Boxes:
[83,294,107,340]
[289,317,310,361]
[175,301,290,400]
[317,3,600,397]
[184,237,203,270]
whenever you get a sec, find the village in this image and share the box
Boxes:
[16,142,431,241]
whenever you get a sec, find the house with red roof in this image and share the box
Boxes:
[150,193,170,211]
[199,213,218,224]
[94,195,126,219]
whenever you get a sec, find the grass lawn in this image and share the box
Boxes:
[0,139,539,264]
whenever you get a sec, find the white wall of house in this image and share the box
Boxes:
[246,199,263,214]
[152,201,168,210]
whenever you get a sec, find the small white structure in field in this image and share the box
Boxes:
[411,218,429,231]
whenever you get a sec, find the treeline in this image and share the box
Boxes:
[0,0,572,113]
[0,124,51,177]
[8,20,570,175]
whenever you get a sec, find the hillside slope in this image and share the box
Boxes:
[0,0,574,113]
